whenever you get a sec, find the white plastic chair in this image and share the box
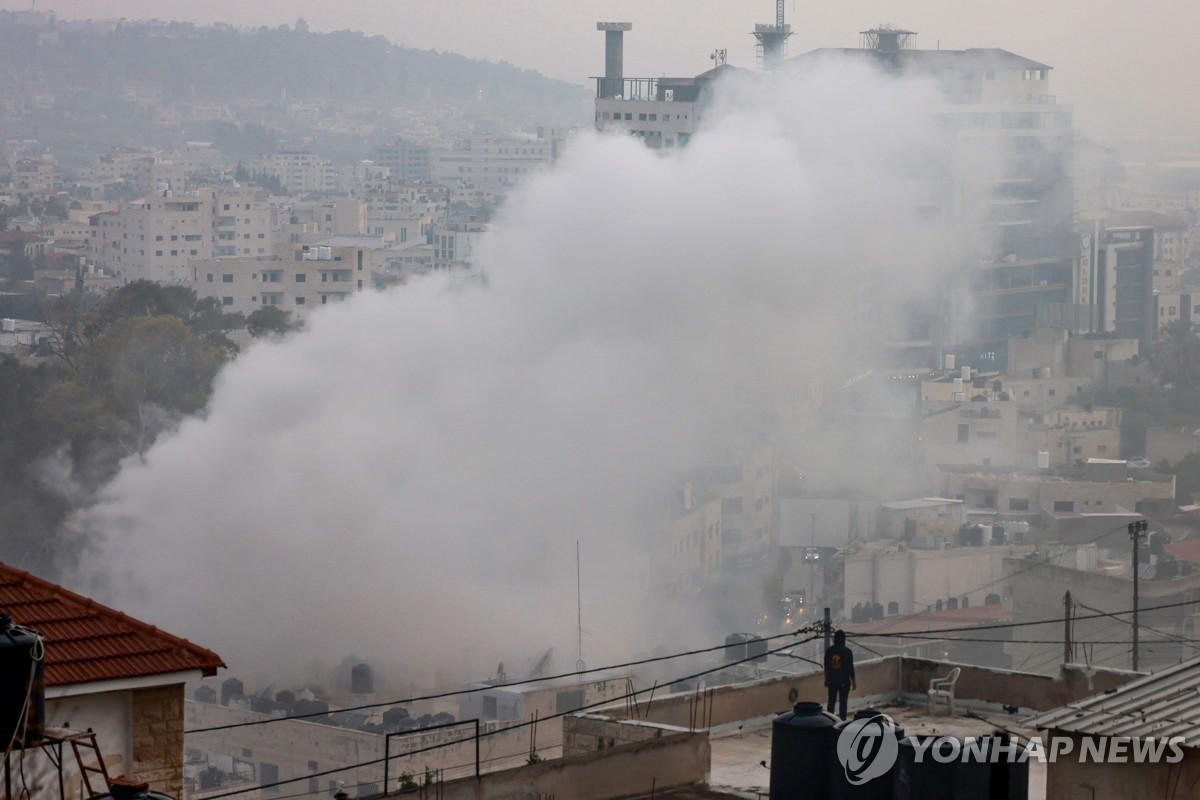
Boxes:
[927,667,961,715]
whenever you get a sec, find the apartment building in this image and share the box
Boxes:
[430,135,552,193]
[373,136,432,183]
[250,151,338,194]
[285,198,365,239]
[87,188,275,284]
[193,239,382,319]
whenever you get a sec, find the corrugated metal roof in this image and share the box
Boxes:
[1030,655,1200,744]
[0,562,224,687]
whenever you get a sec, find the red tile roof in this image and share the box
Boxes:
[1164,540,1200,565]
[0,563,224,687]
[0,230,48,244]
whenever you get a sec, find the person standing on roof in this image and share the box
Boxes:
[824,629,856,720]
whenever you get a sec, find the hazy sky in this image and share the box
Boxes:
[16,0,1200,140]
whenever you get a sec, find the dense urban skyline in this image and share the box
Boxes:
[12,0,1200,141]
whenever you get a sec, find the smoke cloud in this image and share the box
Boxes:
[69,60,960,689]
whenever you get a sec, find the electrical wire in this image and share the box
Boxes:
[858,521,1146,637]
[1073,598,1200,655]
[187,597,1200,738]
[195,630,825,799]
[187,626,811,735]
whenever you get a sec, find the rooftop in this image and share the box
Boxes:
[0,562,224,687]
[1031,653,1200,742]
[709,703,1049,799]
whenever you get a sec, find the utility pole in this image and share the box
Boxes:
[823,607,832,650]
[1129,520,1149,671]
[1064,590,1073,665]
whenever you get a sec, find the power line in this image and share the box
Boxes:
[196,631,826,799]
[189,597,1200,738]
[1073,598,1200,655]
[188,627,805,734]
[858,521,1146,637]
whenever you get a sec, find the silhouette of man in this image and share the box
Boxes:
[824,629,856,720]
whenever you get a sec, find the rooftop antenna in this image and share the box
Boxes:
[752,0,792,70]
[710,49,728,67]
[576,541,585,671]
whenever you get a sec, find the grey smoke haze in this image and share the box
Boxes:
[29,0,1200,140]
[70,62,957,686]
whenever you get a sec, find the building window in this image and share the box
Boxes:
[296,273,306,282]
[222,297,233,306]
[206,274,213,282]
[1053,500,1074,512]
[223,274,233,282]
[1009,498,1029,511]
[155,250,162,256]
[957,424,969,442]
[260,763,279,793]
[295,297,305,305]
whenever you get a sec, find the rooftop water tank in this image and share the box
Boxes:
[351,663,374,695]
[0,613,45,749]
[89,775,176,800]
[830,710,905,799]
[769,702,839,799]
[220,677,244,706]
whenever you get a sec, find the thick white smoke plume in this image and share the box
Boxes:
[71,61,958,689]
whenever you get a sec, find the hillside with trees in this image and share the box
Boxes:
[0,282,292,577]
[0,15,588,161]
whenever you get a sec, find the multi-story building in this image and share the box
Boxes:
[250,151,338,194]
[430,221,487,270]
[285,198,365,239]
[87,188,275,284]
[374,136,432,183]
[193,239,382,320]
[934,461,1175,527]
[790,29,1077,371]
[430,135,552,193]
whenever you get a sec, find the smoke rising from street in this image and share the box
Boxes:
[70,61,962,687]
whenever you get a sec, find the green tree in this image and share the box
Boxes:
[1150,319,1200,398]
[246,306,295,339]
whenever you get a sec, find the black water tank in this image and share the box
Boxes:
[382,707,410,727]
[725,633,768,663]
[351,663,374,694]
[893,736,993,800]
[193,686,217,704]
[830,710,905,799]
[988,734,1029,800]
[220,678,244,706]
[89,775,175,800]
[769,701,839,799]
[0,613,45,749]
[275,689,295,708]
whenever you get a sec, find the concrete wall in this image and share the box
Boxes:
[897,658,1135,711]
[387,730,709,800]
[562,714,691,757]
[589,657,1138,731]
[1044,736,1200,800]
[844,545,1032,614]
